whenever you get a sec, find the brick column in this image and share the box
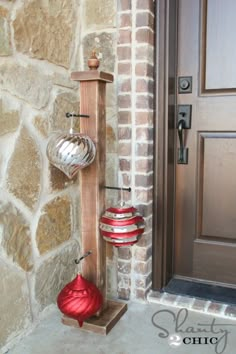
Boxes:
[117,0,155,300]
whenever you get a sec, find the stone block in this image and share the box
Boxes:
[0,6,12,56]
[49,165,77,191]
[50,91,79,132]
[85,0,116,28]
[0,202,33,271]
[52,72,79,89]
[35,242,79,310]
[7,126,41,210]
[0,62,52,109]
[0,260,31,348]
[36,195,72,254]
[83,32,116,72]
[13,0,77,68]
[0,99,20,136]
[33,115,49,138]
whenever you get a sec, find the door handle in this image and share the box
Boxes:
[177,105,192,164]
[177,119,188,164]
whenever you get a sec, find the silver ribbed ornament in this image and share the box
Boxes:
[46,115,96,179]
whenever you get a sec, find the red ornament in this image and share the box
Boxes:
[57,274,103,327]
[100,203,145,247]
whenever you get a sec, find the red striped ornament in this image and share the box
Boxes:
[99,203,145,247]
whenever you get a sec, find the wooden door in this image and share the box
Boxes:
[175,0,236,287]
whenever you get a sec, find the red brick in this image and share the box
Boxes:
[118,288,130,300]
[118,111,131,124]
[121,172,131,186]
[135,158,153,173]
[136,78,154,93]
[119,13,132,27]
[224,305,236,317]
[120,78,132,92]
[136,94,154,109]
[135,111,154,125]
[134,287,151,300]
[144,216,153,231]
[118,94,131,108]
[207,302,224,315]
[118,141,132,156]
[118,260,131,274]
[135,174,153,187]
[117,274,131,290]
[118,127,131,139]
[118,62,132,75]
[136,127,153,140]
[118,29,132,44]
[117,46,132,61]
[119,0,132,11]
[136,12,154,28]
[136,142,153,156]
[137,0,154,13]
[119,158,131,171]
[135,273,152,289]
[136,204,152,217]
[134,258,152,275]
[137,230,152,246]
[136,45,154,62]
[135,188,153,203]
[134,245,152,261]
[192,299,208,311]
[136,28,154,45]
[135,62,154,77]
[162,293,179,305]
[118,247,132,260]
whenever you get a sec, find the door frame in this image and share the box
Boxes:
[152,0,178,290]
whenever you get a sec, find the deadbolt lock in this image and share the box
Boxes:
[178,76,192,93]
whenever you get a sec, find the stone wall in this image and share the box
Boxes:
[0,0,155,349]
[0,0,118,350]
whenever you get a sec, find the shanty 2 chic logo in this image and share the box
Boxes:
[152,308,236,354]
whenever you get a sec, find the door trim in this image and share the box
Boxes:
[152,0,178,290]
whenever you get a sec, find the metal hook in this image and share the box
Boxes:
[104,186,131,192]
[66,112,90,118]
[74,250,92,264]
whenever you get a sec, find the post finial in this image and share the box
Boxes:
[88,51,100,70]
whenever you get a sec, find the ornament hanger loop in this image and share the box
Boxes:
[75,250,92,264]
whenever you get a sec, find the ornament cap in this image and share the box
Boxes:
[88,51,100,70]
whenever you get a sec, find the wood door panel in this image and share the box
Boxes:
[197,100,236,129]
[198,133,236,240]
[193,241,236,286]
[204,0,236,91]
[175,0,236,287]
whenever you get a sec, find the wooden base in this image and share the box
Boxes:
[61,300,127,335]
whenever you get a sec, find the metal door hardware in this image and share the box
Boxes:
[177,105,192,164]
[177,105,192,129]
[178,76,192,93]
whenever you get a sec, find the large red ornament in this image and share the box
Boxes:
[99,203,145,247]
[57,274,103,327]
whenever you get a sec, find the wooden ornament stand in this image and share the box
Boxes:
[61,55,127,334]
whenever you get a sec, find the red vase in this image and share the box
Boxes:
[57,274,103,327]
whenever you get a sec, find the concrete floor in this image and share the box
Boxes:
[4,302,236,354]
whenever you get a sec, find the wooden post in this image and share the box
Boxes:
[62,54,127,334]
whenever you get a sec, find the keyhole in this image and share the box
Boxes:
[180,79,190,90]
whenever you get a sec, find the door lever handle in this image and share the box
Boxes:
[177,105,192,164]
[177,119,188,164]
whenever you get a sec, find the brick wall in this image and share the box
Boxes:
[117,0,155,300]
